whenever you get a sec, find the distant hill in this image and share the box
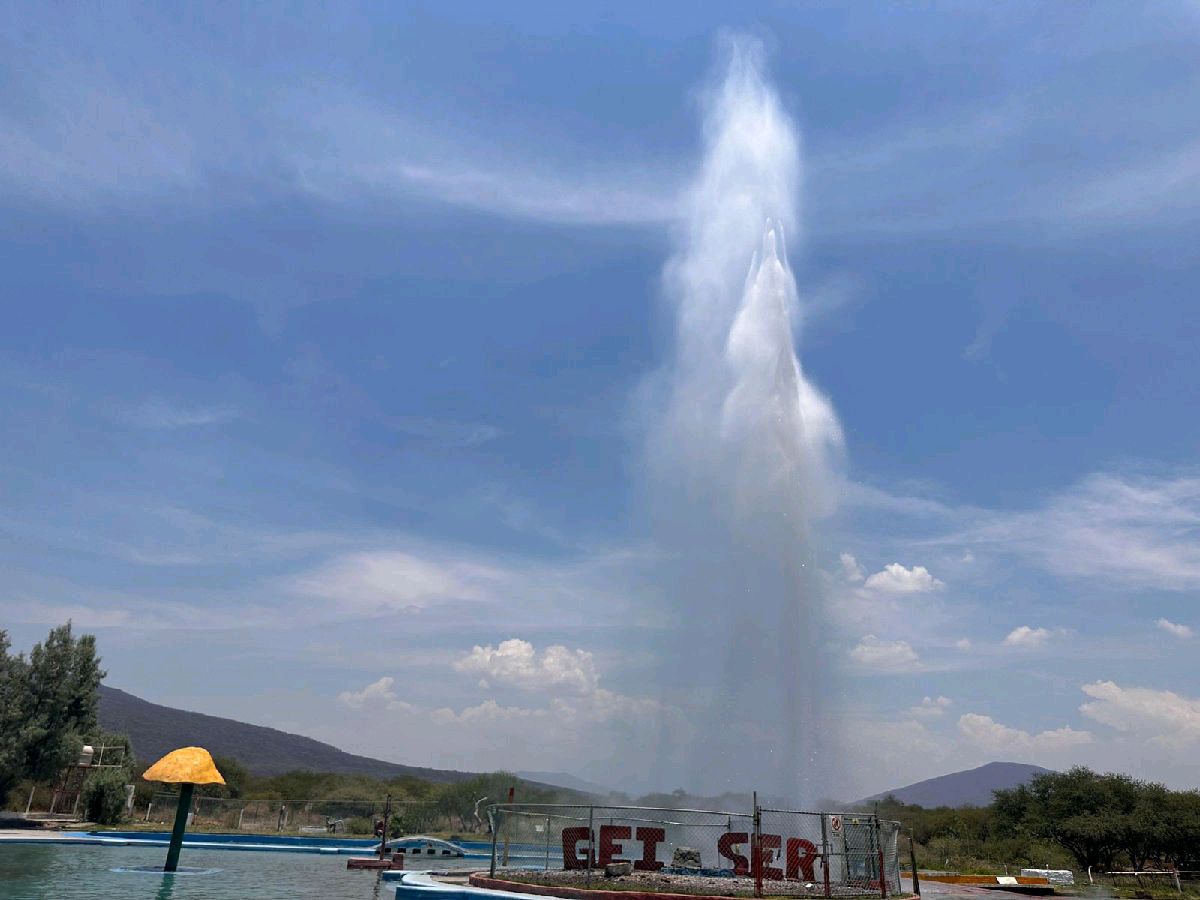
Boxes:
[858,762,1053,808]
[98,685,475,781]
[516,771,613,796]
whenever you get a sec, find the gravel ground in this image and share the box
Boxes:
[499,868,896,898]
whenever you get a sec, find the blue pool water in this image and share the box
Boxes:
[64,831,495,857]
[0,843,485,900]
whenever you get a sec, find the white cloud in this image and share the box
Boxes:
[1003,625,1052,648]
[850,635,919,672]
[910,696,953,718]
[430,699,547,726]
[117,399,239,429]
[1080,681,1200,749]
[388,417,501,448]
[840,552,865,583]
[1156,618,1194,640]
[291,550,505,614]
[1057,138,1200,228]
[862,563,944,594]
[954,637,973,650]
[958,713,1093,754]
[337,677,414,712]
[952,473,1200,592]
[454,639,598,695]
[289,96,679,227]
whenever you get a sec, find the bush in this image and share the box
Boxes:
[345,817,374,835]
[82,768,129,825]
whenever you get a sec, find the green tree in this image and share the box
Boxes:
[0,631,27,802]
[0,623,106,802]
[82,768,130,825]
[994,767,1130,870]
[200,755,251,799]
[1155,789,1200,870]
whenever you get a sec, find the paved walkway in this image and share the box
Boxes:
[0,829,101,843]
[905,877,1050,900]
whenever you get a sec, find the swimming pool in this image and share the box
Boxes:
[0,842,485,900]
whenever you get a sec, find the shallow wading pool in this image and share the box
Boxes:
[0,843,485,900]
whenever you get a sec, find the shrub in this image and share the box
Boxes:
[345,817,374,835]
[82,768,129,825]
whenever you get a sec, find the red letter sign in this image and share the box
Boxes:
[598,825,631,867]
[759,834,783,881]
[635,827,665,872]
[562,827,591,870]
[786,838,818,882]
[718,832,750,876]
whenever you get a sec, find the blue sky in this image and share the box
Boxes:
[2,2,1199,798]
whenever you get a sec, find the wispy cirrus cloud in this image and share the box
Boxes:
[116,398,240,429]
[852,471,1200,594]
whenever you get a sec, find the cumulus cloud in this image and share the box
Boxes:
[954,638,973,650]
[958,713,1093,754]
[337,676,414,712]
[454,639,598,695]
[430,699,547,725]
[1080,681,1200,749]
[1156,618,1194,639]
[850,635,919,672]
[862,563,944,595]
[334,637,684,784]
[840,552,865,582]
[910,696,953,718]
[1003,625,1052,648]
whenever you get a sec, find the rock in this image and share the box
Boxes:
[605,861,634,877]
[671,847,702,869]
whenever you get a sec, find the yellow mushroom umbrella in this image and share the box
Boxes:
[142,747,225,872]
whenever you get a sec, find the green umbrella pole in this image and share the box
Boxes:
[164,783,195,873]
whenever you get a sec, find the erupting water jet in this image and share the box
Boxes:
[642,37,844,803]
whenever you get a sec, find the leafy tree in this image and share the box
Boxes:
[0,624,105,803]
[994,767,1133,870]
[200,755,251,799]
[0,631,27,802]
[1155,789,1200,870]
[82,768,130,825]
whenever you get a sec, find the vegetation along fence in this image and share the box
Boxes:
[487,802,902,898]
[143,793,437,834]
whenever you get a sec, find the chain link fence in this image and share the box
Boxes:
[487,803,901,898]
[142,793,438,835]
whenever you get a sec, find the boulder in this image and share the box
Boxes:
[605,861,634,877]
[671,847,702,869]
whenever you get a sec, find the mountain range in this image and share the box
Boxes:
[857,761,1052,808]
[100,685,1051,805]
[98,685,473,781]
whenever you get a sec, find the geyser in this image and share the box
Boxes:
[643,38,844,802]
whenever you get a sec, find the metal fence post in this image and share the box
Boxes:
[752,792,763,899]
[544,815,551,871]
[587,805,595,888]
[489,807,499,878]
[909,830,921,897]
[874,815,888,899]
[821,813,831,898]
